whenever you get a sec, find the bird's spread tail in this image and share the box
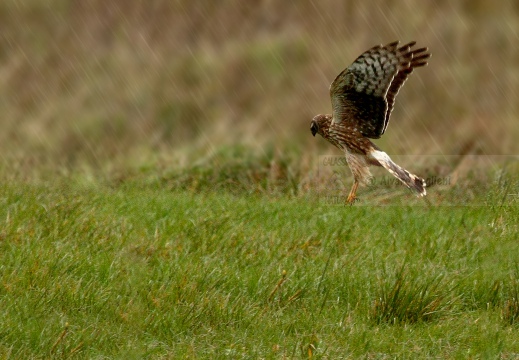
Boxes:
[370,150,426,196]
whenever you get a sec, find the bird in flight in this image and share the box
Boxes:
[311,41,430,204]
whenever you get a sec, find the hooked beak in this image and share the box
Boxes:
[311,124,317,137]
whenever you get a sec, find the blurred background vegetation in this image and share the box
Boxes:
[1,0,518,186]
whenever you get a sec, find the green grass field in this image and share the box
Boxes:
[2,1,519,358]
[1,171,519,358]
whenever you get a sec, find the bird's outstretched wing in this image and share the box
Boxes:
[329,41,430,138]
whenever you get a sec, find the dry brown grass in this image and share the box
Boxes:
[1,0,519,179]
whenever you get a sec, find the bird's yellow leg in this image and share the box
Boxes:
[346,181,359,205]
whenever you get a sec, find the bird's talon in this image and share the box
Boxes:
[345,196,359,206]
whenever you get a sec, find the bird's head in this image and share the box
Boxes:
[310,114,331,137]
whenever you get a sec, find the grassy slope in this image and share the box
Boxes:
[1,180,519,358]
[2,1,519,171]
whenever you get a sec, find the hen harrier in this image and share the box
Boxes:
[311,41,430,204]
